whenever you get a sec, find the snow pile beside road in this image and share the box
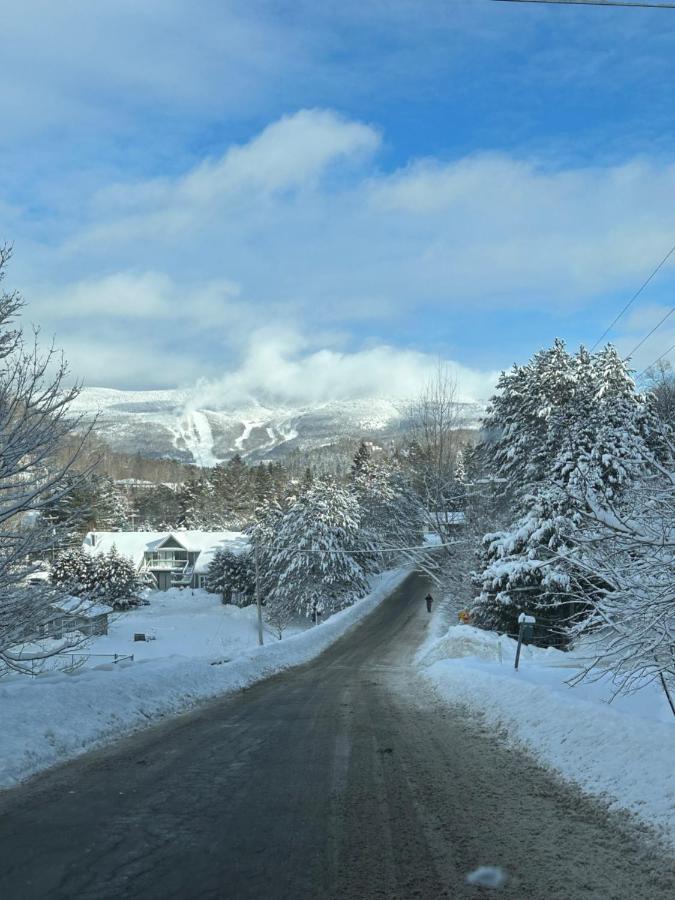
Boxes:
[0,568,409,790]
[417,624,563,666]
[417,625,675,847]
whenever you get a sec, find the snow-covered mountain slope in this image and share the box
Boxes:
[70,387,484,465]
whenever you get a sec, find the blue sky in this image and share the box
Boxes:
[4,0,675,403]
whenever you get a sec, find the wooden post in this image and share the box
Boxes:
[514,624,524,670]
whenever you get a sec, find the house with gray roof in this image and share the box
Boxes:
[82,531,249,591]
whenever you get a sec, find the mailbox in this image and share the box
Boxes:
[515,614,536,670]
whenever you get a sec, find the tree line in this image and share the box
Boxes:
[1,246,673,700]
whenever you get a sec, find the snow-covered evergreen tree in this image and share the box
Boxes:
[349,446,422,571]
[249,495,286,599]
[211,455,255,528]
[472,342,653,642]
[266,480,368,620]
[453,449,467,485]
[100,546,139,609]
[52,547,139,610]
[51,549,97,596]
[97,478,132,530]
[206,548,254,604]
[351,441,371,477]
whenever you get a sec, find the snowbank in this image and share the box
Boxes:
[0,568,409,790]
[417,624,675,847]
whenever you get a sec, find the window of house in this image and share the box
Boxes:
[145,549,188,569]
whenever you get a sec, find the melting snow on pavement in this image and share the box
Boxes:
[416,618,675,848]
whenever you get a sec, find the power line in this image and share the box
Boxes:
[623,306,675,360]
[636,341,675,378]
[492,0,675,8]
[591,243,675,351]
[295,539,467,555]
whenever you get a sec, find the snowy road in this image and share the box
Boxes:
[0,574,673,899]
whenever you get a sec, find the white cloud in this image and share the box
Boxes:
[367,154,675,301]
[26,269,498,400]
[58,129,675,321]
[93,109,380,214]
[182,109,380,199]
[195,331,497,407]
[29,271,241,323]
[9,111,675,398]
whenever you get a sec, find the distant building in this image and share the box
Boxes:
[82,531,249,591]
[424,510,466,539]
[44,596,113,638]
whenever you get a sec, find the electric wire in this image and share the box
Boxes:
[590,243,675,351]
[293,538,467,555]
[636,341,675,378]
[492,0,675,8]
[623,306,675,361]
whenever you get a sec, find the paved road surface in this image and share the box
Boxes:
[0,573,673,899]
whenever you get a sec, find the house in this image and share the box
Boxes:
[44,596,113,638]
[82,531,250,591]
[424,510,466,539]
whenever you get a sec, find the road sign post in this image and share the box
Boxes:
[514,613,535,670]
[254,542,264,646]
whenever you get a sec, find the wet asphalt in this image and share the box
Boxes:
[0,572,673,899]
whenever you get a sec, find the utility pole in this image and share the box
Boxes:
[254,542,264,646]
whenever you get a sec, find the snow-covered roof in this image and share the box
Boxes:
[194,534,250,574]
[25,569,51,584]
[114,479,180,490]
[82,531,250,571]
[50,596,114,618]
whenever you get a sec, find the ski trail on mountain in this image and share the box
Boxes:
[176,410,219,467]
[235,421,261,452]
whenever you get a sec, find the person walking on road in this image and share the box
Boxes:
[425,593,433,613]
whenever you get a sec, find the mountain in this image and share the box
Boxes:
[70,387,484,467]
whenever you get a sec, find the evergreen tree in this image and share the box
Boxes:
[211,455,255,527]
[249,496,286,599]
[51,548,97,595]
[206,548,254,604]
[349,449,422,571]
[266,480,368,620]
[98,547,139,609]
[97,478,132,530]
[253,463,274,506]
[132,483,182,530]
[176,479,208,529]
[351,440,372,477]
[453,449,467,485]
[51,546,140,610]
[472,342,653,642]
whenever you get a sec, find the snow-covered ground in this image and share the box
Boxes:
[416,605,675,848]
[64,588,307,669]
[0,569,409,791]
